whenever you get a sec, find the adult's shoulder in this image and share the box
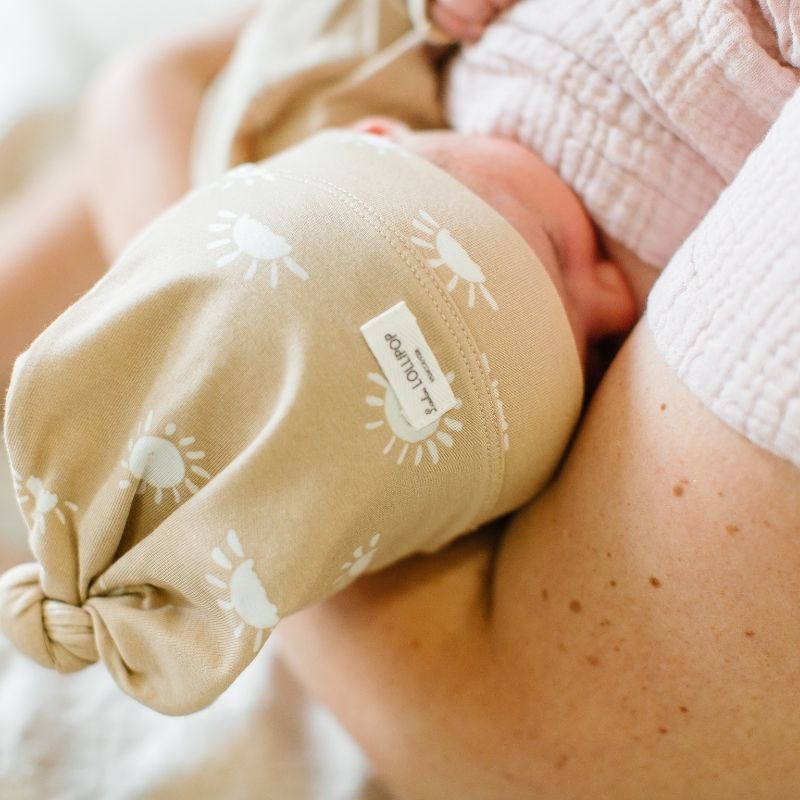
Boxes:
[490,320,800,796]
[279,91,800,798]
[488,89,800,794]
[280,322,799,798]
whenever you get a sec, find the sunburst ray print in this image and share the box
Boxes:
[119,410,210,504]
[207,210,309,285]
[331,131,410,157]
[13,469,78,537]
[365,372,463,466]
[334,533,382,588]
[206,529,279,653]
[411,210,498,311]
[211,163,276,191]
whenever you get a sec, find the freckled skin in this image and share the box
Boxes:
[569,600,583,613]
[279,328,800,799]
[649,576,662,588]
[672,477,690,497]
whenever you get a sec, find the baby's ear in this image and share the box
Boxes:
[349,117,410,140]
[579,258,638,341]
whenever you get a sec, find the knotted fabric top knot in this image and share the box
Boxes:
[0,563,99,672]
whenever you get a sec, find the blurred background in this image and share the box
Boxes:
[0,0,252,563]
[0,0,254,197]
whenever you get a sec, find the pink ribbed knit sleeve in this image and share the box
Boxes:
[646,89,800,467]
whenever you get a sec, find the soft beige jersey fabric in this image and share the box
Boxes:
[191,0,447,185]
[0,132,582,714]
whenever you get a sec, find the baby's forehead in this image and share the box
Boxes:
[402,133,557,236]
[408,133,567,223]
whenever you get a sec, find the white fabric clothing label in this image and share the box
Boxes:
[361,301,457,430]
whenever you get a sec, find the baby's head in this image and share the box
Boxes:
[0,128,587,714]
[352,117,638,369]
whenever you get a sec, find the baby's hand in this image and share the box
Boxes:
[428,0,516,42]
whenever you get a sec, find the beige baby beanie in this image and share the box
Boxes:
[0,131,582,714]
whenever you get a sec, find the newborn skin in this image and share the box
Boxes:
[352,117,638,368]
[428,0,517,41]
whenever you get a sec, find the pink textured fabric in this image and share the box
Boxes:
[446,0,800,268]
[647,88,800,467]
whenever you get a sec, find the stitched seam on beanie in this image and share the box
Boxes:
[272,169,504,527]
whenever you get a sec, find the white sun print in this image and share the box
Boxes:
[411,210,499,311]
[118,410,210,504]
[365,372,463,466]
[331,131,409,157]
[206,209,309,285]
[211,163,276,191]
[481,353,510,451]
[12,469,78,536]
[334,533,382,588]
[206,529,279,652]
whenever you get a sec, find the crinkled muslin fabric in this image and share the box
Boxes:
[647,89,800,468]
[446,0,800,268]
[0,132,582,714]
